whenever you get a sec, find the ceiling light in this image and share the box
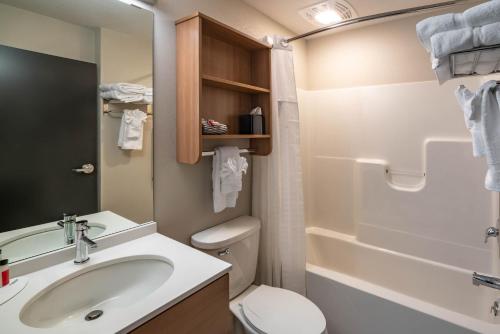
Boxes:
[314,9,342,25]
[299,1,357,27]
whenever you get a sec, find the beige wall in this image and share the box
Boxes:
[305,6,472,90]
[99,28,154,224]
[152,0,306,243]
[0,3,96,63]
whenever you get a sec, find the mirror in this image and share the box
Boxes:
[0,0,154,262]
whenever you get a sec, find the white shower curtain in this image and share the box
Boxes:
[252,36,306,295]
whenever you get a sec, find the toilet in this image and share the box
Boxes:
[191,216,327,334]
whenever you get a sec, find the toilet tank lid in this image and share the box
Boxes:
[191,216,261,250]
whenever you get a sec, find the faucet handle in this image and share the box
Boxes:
[75,220,89,231]
[485,227,499,244]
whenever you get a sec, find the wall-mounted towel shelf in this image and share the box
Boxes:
[450,44,500,78]
[202,148,254,157]
[102,100,153,115]
[175,12,272,164]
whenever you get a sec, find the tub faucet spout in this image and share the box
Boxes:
[472,272,500,290]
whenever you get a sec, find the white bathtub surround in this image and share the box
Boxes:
[300,80,500,270]
[357,140,497,271]
[253,36,306,295]
[212,146,248,213]
[306,228,500,334]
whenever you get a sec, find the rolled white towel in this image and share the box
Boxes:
[430,27,474,58]
[416,13,466,51]
[463,0,500,27]
[430,22,500,59]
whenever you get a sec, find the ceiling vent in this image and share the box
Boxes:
[299,0,357,26]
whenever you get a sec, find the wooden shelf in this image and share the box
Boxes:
[202,134,270,140]
[176,12,272,164]
[202,75,270,94]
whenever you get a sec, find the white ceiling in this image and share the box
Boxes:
[0,0,153,39]
[242,0,473,35]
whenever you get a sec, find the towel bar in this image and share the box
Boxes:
[202,149,255,157]
[450,44,500,78]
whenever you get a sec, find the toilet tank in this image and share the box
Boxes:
[191,216,261,299]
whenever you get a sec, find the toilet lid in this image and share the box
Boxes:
[240,285,326,334]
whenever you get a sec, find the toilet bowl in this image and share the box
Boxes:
[191,216,327,334]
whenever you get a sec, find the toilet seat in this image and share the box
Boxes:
[240,285,326,334]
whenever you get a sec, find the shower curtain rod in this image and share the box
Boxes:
[285,0,476,43]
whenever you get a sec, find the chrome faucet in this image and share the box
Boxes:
[472,272,500,290]
[57,213,76,244]
[74,220,97,264]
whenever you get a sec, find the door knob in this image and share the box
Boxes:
[72,163,95,174]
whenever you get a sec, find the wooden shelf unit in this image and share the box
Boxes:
[176,12,272,164]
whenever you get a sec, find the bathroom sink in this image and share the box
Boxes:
[0,223,106,262]
[20,256,173,329]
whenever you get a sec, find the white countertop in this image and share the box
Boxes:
[0,232,232,333]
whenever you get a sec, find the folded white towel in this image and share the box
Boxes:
[100,83,146,95]
[100,83,153,104]
[417,13,466,52]
[118,109,148,150]
[431,22,500,58]
[463,0,500,27]
[212,147,248,213]
[101,90,145,103]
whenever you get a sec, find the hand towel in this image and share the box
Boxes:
[455,85,485,157]
[478,81,500,192]
[118,109,148,150]
[220,155,248,194]
[212,147,247,213]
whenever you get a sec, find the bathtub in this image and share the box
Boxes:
[306,227,500,334]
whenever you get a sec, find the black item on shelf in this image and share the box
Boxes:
[239,114,264,135]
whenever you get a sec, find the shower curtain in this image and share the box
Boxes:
[252,36,306,295]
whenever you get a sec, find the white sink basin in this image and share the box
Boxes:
[20,256,173,329]
[0,223,106,262]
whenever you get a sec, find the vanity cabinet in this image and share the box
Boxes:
[130,274,232,334]
[175,12,272,164]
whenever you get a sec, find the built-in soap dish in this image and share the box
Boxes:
[385,168,426,189]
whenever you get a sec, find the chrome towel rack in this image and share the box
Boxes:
[202,149,255,157]
[450,44,500,78]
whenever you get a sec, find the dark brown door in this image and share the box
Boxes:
[0,45,98,232]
